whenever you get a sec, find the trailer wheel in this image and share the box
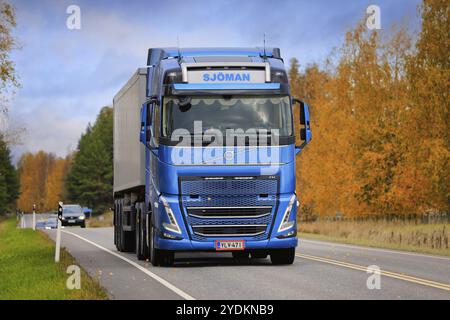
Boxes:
[270,248,296,265]
[118,199,134,252]
[114,200,122,251]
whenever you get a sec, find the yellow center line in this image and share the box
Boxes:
[296,253,450,292]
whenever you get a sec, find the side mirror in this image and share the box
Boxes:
[139,103,148,144]
[293,98,312,152]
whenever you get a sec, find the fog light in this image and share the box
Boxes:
[277,229,297,239]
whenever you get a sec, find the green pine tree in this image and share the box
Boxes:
[0,135,20,214]
[65,107,113,213]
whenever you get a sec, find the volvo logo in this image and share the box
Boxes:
[224,150,234,160]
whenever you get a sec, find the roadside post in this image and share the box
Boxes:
[55,201,63,263]
[32,204,36,231]
[20,211,25,228]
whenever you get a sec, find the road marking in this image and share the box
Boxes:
[62,230,195,300]
[300,238,450,261]
[296,253,450,292]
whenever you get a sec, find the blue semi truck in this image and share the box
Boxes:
[113,47,311,266]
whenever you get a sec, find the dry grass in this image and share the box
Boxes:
[87,210,113,228]
[299,220,450,256]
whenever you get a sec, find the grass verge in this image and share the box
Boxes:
[299,220,450,256]
[0,218,108,300]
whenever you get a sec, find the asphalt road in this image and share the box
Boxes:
[21,214,450,300]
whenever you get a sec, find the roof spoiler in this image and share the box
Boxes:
[147,47,282,66]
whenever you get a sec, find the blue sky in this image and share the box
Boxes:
[7,0,421,160]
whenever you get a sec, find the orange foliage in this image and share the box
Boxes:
[292,0,449,218]
[17,152,71,212]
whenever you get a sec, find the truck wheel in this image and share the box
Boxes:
[135,203,149,260]
[149,223,159,266]
[135,205,143,260]
[270,248,296,265]
[149,223,174,267]
[232,251,250,260]
[159,250,174,267]
[251,251,268,259]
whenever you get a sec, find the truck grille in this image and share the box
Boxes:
[179,176,279,241]
[187,206,272,219]
[180,176,278,196]
[192,225,267,237]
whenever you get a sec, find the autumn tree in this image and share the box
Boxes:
[16,151,71,212]
[0,1,20,143]
[401,0,450,213]
[44,157,71,210]
[292,0,448,218]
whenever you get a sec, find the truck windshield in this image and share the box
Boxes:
[162,96,293,138]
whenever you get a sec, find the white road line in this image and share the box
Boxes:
[62,230,195,300]
[300,238,450,261]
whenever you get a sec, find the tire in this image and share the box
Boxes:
[270,247,296,265]
[136,203,148,260]
[149,222,174,267]
[118,199,134,252]
[232,251,250,260]
[81,223,86,228]
[115,200,122,251]
[251,251,268,259]
[113,201,118,246]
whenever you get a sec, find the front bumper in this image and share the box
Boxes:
[61,219,85,226]
[154,191,299,252]
[155,235,297,251]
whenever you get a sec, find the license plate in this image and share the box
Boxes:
[215,240,245,251]
[68,220,75,223]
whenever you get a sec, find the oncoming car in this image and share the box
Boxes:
[61,204,86,228]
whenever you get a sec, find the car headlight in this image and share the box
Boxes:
[79,216,85,220]
[278,194,296,233]
[160,196,181,234]
[61,216,65,220]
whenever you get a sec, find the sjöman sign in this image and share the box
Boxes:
[187,70,266,84]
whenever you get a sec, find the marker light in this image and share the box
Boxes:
[160,196,181,234]
[278,194,296,233]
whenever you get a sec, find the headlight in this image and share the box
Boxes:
[61,216,65,220]
[160,196,181,234]
[79,216,85,220]
[278,194,296,233]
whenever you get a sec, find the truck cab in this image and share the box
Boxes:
[113,47,311,266]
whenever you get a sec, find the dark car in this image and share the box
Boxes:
[61,204,86,228]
